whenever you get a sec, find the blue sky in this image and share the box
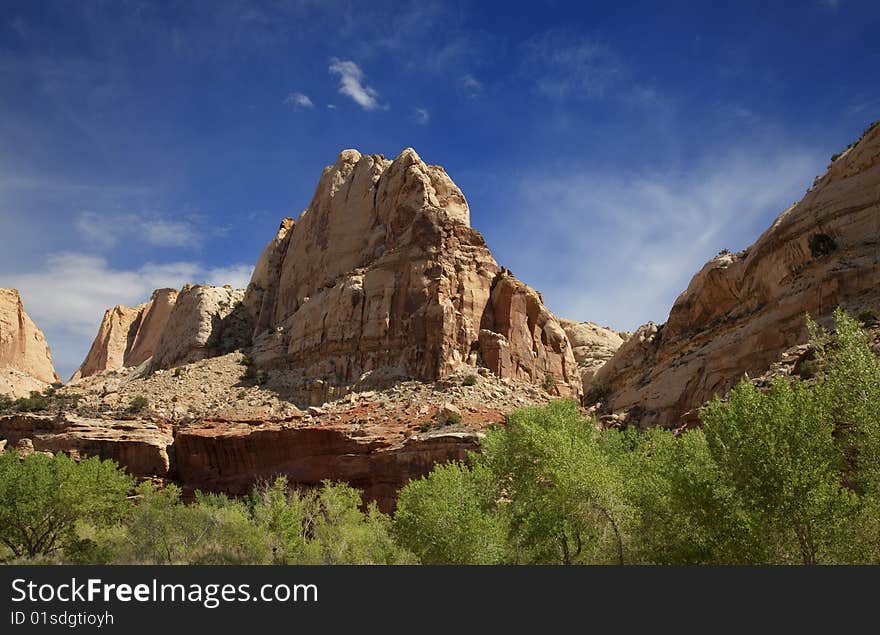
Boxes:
[1,0,878,379]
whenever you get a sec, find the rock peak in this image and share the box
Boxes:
[0,288,59,396]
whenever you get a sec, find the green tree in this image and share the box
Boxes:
[700,376,857,564]
[393,461,507,564]
[479,400,628,564]
[0,451,133,560]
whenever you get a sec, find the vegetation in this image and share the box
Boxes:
[462,374,478,386]
[128,395,149,414]
[2,307,879,565]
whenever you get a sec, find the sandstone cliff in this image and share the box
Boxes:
[0,288,59,396]
[245,148,581,400]
[594,122,880,427]
[559,319,626,388]
[150,284,249,370]
[71,288,178,381]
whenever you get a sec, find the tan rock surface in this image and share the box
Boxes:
[0,288,59,395]
[150,285,248,370]
[596,122,880,427]
[559,318,625,388]
[479,273,581,397]
[245,148,580,400]
[0,412,173,476]
[70,288,179,381]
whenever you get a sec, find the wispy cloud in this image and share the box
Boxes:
[413,107,430,125]
[328,58,383,110]
[284,91,314,108]
[8,253,253,379]
[522,31,623,101]
[460,74,483,98]
[76,212,202,248]
[494,139,826,331]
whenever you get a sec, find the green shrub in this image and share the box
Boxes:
[462,374,478,386]
[128,395,148,413]
[14,391,49,412]
[542,373,556,393]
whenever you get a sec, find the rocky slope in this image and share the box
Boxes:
[0,288,59,397]
[592,122,880,427]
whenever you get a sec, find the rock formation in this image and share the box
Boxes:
[150,284,249,370]
[0,412,173,476]
[559,319,626,387]
[0,288,59,396]
[176,420,482,512]
[71,288,178,381]
[593,122,880,427]
[245,148,581,400]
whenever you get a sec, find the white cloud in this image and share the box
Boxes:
[328,58,382,110]
[284,91,314,108]
[460,74,483,98]
[413,107,430,125]
[494,141,826,332]
[76,211,200,248]
[8,253,253,380]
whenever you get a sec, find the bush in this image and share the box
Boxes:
[808,233,837,258]
[462,374,478,386]
[542,373,556,393]
[236,389,247,400]
[14,391,49,412]
[128,395,148,413]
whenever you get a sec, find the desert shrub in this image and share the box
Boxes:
[542,373,556,393]
[128,395,148,413]
[14,391,49,412]
[808,233,837,258]
[462,374,478,386]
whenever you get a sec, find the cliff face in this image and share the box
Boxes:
[0,288,59,396]
[71,288,178,381]
[594,123,880,427]
[150,285,249,370]
[245,148,581,400]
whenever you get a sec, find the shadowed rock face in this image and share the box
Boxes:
[71,288,178,381]
[595,123,880,427]
[175,420,482,513]
[0,288,59,396]
[245,148,581,400]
